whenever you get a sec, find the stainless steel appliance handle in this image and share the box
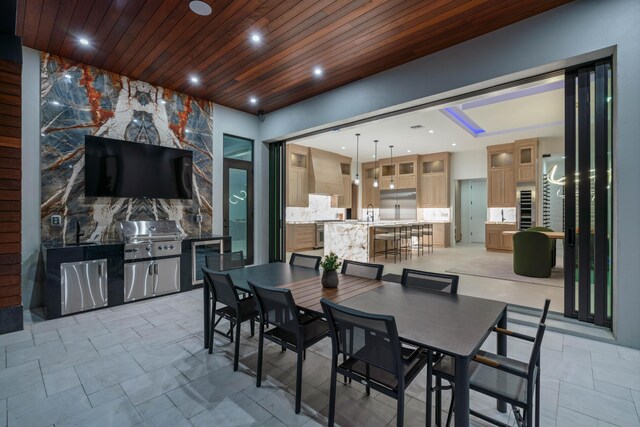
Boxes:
[98,263,103,277]
[154,263,158,275]
[148,264,153,275]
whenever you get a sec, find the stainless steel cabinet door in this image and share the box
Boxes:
[60,259,108,315]
[124,261,154,302]
[153,258,180,296]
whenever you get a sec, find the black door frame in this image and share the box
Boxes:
[223,157,254,265]
[268,141,286,262]
[563,58,612,327]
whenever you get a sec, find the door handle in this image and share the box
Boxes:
[154,264,158,275]
[98,263,103,277]
[567,228,575,246]
[148,264,153,275]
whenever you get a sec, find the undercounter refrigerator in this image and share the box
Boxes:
[379,190,417,220]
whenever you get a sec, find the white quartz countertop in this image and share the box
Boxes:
[485,221,516,225]
[329,220,446,227]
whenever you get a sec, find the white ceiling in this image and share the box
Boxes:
[291,76,565,161]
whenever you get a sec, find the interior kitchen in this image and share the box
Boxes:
[285,75,569,310]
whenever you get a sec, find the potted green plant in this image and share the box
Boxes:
[320,252,342,288]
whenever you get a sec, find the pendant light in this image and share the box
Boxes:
[389,145,395,190]
[354,133,360,185]
[373,139,379,188]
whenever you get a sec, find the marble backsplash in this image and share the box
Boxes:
[287,194,345,222]
[40,53,213,244]
[488,207,517,223]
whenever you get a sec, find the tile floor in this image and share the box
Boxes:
[1,289,638,427]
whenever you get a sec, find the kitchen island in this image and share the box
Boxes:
[324,221,445,262]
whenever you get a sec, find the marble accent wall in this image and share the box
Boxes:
[487,208,516,223]
[40,53,213,244]
[286,194,345,222]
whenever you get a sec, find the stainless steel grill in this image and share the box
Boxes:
[119,220,183,302]
[119,220,183,260]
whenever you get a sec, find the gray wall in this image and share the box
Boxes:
[211,105,266,264]
[258,0,640,348]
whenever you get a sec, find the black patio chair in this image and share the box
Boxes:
[433,299,551,427]
[248,281,329,414]
[400,269,459,294]
[289,253,321,269]
[341,259,384,280]
[321,298,430,427]
[202,267,257,371]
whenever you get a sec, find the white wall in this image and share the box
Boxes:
[211,105,265,264]
[21,47,40,309]
[451,150,487,181]
[256,0,640,348]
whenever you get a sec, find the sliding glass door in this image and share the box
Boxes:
[564,59,613,327]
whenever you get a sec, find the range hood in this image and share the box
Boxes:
[308,148,344,195]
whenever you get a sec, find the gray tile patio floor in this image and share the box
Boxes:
[1,289,638,426]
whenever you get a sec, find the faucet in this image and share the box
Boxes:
[75,219,84,245]
[366,204,374,222]
[501,209,505,223]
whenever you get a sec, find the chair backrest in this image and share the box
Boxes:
[526,226,554,233]
[513,232,552,269]
[400,269,459,294]
[248,281,300,336]
[527,322,547,375]
[321,298,403,380]
[540,299,551,324]
[289,253,321,270]
[341,260,384,280]
[202,267,240,309]
[206,251,245,272]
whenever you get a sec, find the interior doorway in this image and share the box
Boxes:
[459,179,487,243]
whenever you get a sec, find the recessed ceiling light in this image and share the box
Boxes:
[251,34,261,43]
[249,97,257,104]
[407,150,411,153]
[313,67,323,76]
[79,38,90,46]
[51,100,60,105]
[64,74,71,79]
[428,129,434,134]
[452,143,457,146]
[372,155,376,158]
[190,76,199,83]
[160,99,167,104]
[189,1,212,16]
[341,147,346,150]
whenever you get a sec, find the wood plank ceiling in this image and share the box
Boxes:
[16,0,572,114]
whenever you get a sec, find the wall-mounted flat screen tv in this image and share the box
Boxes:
[85,135,193,199]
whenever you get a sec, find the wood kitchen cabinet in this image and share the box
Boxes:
[485,223,516,251]
[487,143,516,207]
[432,222,451,247]
[286,223,316,251]
[515,138,538,183]
[418,152,450,208]
[362,162,380,208]
[331,174,353,208]
[286,144,310,207]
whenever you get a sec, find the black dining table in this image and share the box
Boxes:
[203,262,508,427]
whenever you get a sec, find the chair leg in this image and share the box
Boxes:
[397,392,404,427]
[233,319,241,371]
[343,353,348,384]
[526,380,534,427]
[435,377,442,427]
[295,349,303,414]
[535,370,541,427]
[445,385,454,427]
[426,352,433,427]
[328,361,338,427]
[256,323,264,387]
[208,302,216,355]
[365,363,371,396]
[250,316,255,337]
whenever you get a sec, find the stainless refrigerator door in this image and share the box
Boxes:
[124,260,154,302]
[153,257,180,296]
[60,259,108,315]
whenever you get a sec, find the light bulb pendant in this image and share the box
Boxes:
[390,180,395,190]
[373,178,379,188]
[354,175,360,185]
